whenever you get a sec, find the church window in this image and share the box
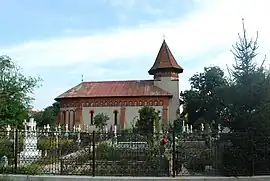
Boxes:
[73,110,76,124]
[90,110,94,125]
[159,101,163,106]
[129,101,132,106]
[104,102,108,106]
[125,102,128,106]
[95,102,99,106]
[109,101,113,106]
[113,110,118,125]
[114,101,118,106]
[145,102,148,106]
[134,101,137,106]
[100,102,103,106]
[139,101,142,106]
[149,101,153,106]
[119,102,122,106]
[90,102,94,106]
[154,101,158,106]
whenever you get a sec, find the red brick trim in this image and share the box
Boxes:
[60,97,169,108]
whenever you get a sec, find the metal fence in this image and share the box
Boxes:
[0,129,268,177]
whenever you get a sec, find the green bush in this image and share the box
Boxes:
[38,138,73,150]
[176,141,213,173]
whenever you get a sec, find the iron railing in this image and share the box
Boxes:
[0,129,268,177]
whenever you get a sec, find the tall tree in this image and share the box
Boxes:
[0,56,42,126]
[228,19,270,132]
[222,19,270,176]
[181,66,229,128]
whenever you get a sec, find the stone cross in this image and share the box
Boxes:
[65,124,69,132]
[28,118,36,132]
[77,125,81,132]
[58,124,61,135]
[114,125,117,137]
[6,125,11,137]
[201,123,204,132]
[46,124,50,132]
[65,124,69,137]
[190,125,193,134]
[73,125,76,132]
[86,125,89,133]
[218,124,221,134]
[186,124,189,134]
[182,121,185,133]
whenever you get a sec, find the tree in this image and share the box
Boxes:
[222,19,270,176]
[32,102,60,127]
[228,19,270,132]
[0,55,42,127]
[94,113,109,131]
[181,66,229,128]
[136,106,158,136]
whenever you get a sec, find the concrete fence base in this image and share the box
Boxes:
[1,175,270,181]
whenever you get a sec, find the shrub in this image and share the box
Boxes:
[176,140,213,173]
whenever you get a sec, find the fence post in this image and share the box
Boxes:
[14,128,18,174]
[92,130,96,177]
[172,128,176,177]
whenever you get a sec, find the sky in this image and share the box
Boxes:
[0,0,270,109]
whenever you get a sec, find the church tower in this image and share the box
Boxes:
[148,40,183,122]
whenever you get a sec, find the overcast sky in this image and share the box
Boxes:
[0,0,269,109]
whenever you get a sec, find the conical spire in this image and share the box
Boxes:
[148,40,183,75]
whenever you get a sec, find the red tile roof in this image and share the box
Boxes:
[55,80,172,100]
[148,40,183,75]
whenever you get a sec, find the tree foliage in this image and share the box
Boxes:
[32,102,60,127]
[94,113,109,131]
[136,106,158,136]
[0,56,42,126]
[181,66,229,128]
[182,19,270,175]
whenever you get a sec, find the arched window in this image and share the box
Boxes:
[90,110,94,125]
[113,110,118,125]
[134,101,137,106]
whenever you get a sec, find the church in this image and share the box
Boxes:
[55,40,183,130]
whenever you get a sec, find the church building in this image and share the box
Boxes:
[55,40,183,130]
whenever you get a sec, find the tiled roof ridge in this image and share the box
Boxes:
[82,79,153,83]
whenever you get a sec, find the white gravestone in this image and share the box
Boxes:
[182,121,186,133]
[19,118,41,164]
[6,125,11,138]
[201,123,204,132]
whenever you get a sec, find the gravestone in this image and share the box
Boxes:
[19,118,42,165]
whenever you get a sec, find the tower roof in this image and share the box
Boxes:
[148,40,183,75]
